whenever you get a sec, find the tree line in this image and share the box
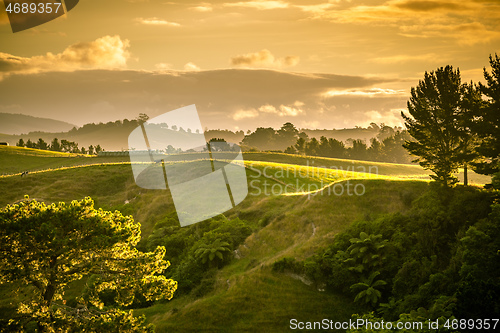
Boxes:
[284,129,412,164]
[16,137,103,155]
[241,121,413,164]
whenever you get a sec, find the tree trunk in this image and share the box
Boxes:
[464,163,468,186]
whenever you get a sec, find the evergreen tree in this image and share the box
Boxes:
[349,139,368,161]
[328,138,346,158]
[382,131,412,164]
[318,136,330,157]
[16,138,25,147]
[402,66,467,186]
[36,138,48,150]
[368,138,383,162]
[276,122,299,150]
[60,139,71,152]
[474,54,500,176]
[305,137,319,156]
[50,138,61,152]
[241,127,276,151]
[294,137,306,155]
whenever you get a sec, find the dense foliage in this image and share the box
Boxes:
[0,197,177,332]
[276,185,499,331]
[17,137,102,155]
[285,130,412,164]
[144,214,253,296]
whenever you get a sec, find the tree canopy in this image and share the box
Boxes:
[0,196,177,332]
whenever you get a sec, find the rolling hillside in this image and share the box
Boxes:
[0,146,490,185]
[0,147,492,332]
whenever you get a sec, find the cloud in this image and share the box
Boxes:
[224,1,289,10]
[184,62,201,71]
[135,17,181,26]
[393,0,469,12]
[233,108,259,120]
[233,102,304,121]
[189,3,213,12]
[230,49,299,68]
[362,109,404,127]
[155,63,173,70]
[324,88,406,98]
[258,101,304,116]
[295,1,339,14]
[309,0,500,45]
[0,35,130,76]
[321,0,481,23]
[0,68,403,130]
[371,53,440,64]
[399,22,500,44]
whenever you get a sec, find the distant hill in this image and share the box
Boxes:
[0,118,246,151]
[0,114,395,152]
[0,113,76,135]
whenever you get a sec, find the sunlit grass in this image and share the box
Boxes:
[0,149,436,332]
[0,145,83,157]
[244,160,430,197]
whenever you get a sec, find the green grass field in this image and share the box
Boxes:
[1,147,490,185]
[0,145,128,176]
[0,146,491,332]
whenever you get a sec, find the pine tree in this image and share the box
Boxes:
[402,66,468,186]
[36,138,48,150]
[294,137,306,155]
[50,138,61,151]
[474,54,500,176]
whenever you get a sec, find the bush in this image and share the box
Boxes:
[272,257,303,273]
[305,185,497,320]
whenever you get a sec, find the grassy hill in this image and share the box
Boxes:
[0,147,491,332]
[1,146,490,185]
[0,114,389,153]
[0,122,242,152]
[0,145,128,176]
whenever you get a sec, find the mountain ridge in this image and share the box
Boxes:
[0,113,77,135]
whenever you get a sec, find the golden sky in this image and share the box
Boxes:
[0,0,499,130]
